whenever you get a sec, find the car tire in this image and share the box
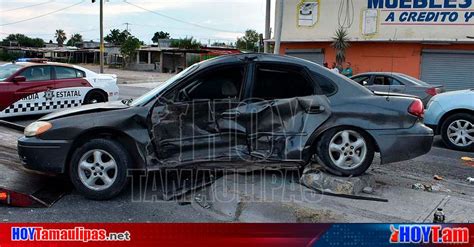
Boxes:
[316,128,375,176]
[84,91,106,104]
[69,139,130,200]
[440,113,474,152]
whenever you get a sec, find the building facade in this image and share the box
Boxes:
[276,0,474,90]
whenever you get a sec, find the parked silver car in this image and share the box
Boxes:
[351,72,445,106]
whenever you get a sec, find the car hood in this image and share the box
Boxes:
[40,101,129,121]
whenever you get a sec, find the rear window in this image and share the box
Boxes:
[397,74,430,86]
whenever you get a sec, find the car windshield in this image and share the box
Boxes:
[0,63,23,81]
[397,74,430,86]
[130,63,199,106]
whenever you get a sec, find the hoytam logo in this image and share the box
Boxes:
[11,227,131,242]
[390,225,469,244]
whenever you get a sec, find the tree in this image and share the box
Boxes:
[170,37,201,50]
[105,29,130,45]
[2,34,44,47]
[66,33,83,47]
[55,29,67,47]
[152,31,170,43]
[236,29,262,52]
[120,35,142,65]
[331,27,350,66]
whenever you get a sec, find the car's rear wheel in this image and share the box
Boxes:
[441,113,474,152]
[84,91,106,104]
[69,139,130,200]
[317,128,375,176]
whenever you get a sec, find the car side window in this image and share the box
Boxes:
[389,77,404,85]
[373,76,403,86]
[76,69,86,78]
[252,64,315,100]
[55,66,82,79]
[179,65,244,101]
[19,66,52,82]
[373,76,388,85]
[312,72,337,96]
[353,76,370,85]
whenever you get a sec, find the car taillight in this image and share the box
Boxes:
[408,99,424,118]
[426,87,438,96]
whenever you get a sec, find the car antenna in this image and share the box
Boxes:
[387,29,398,102]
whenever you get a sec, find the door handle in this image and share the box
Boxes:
[306,105,325,114]
[221,111,240,119]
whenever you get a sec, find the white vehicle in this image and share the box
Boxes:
[0,60,119,118]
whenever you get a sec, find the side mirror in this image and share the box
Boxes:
[12,76,26,83]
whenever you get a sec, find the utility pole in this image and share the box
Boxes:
[99,0,104,73]
[274,0,284,55]
[264,0,271,53]
[124,22,131,32]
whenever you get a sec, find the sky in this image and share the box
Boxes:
[0,0,274,45]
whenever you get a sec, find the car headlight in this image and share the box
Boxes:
[24,121,52,137]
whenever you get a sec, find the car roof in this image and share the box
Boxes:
[352,72,405,77]
[11,61,77,68]
[198,53,320,68]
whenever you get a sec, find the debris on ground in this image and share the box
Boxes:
[412,183,451,193]
[433,175,443,181]
[461,157,474,167]
[300,169,388,202]
[431,184,451,193]
[412,183,426,190]
[362,187,374,194]
[467,177,474,184]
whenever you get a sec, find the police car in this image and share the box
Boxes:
[0,59,119,117]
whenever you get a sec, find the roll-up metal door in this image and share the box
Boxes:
[421,50,474,91]
[285,49,325,65]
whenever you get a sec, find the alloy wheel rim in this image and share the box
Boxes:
[328,130,367,170]
[78,149,118,191]
[447,119,474,147]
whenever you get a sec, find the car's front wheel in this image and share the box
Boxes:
[69,139,130,200]
[441,113,474,152]
[317,128,375,176]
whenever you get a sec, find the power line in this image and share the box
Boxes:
[0,1,85,27]
[123,0,242,33]
[1,0,55,13]
[129,23,237,41]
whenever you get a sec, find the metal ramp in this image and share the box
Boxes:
[0,123,70,207]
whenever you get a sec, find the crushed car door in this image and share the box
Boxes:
[0,66,54,112]
[240,63,331,162]
[150,64,248,166]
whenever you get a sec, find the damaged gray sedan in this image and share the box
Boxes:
[18,54,434,199]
